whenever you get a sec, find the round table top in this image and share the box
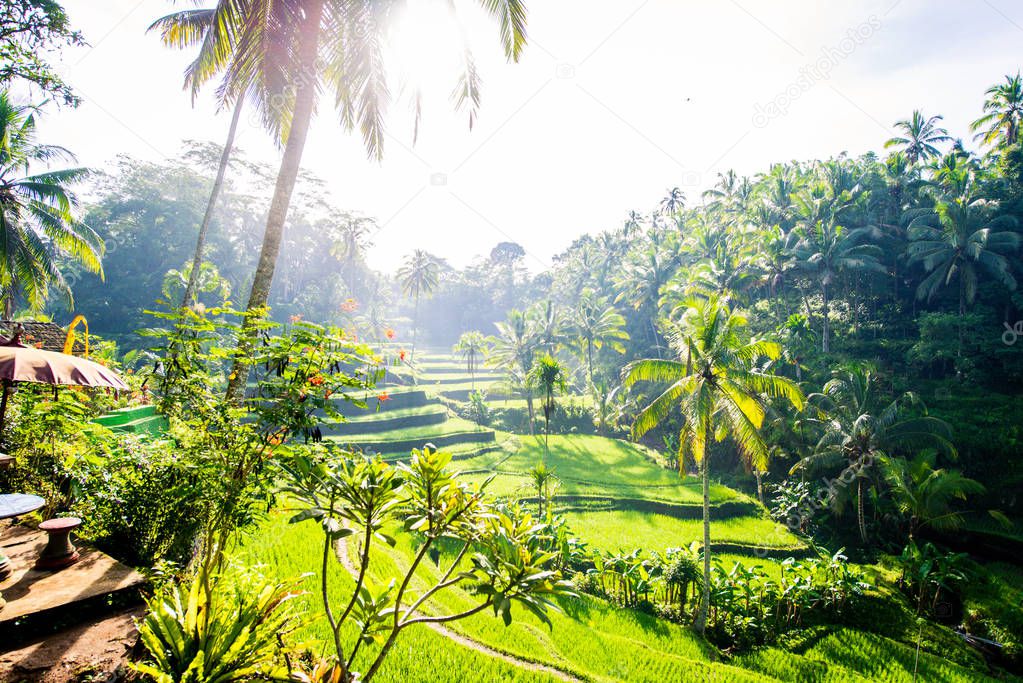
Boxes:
[0,493,45,520]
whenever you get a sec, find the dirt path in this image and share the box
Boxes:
[333,539,582,682]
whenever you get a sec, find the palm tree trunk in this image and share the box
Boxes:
[182,100,243,308]
[695,455,711,634]
[821,283,830,354]
[957,277,965,359]
[857,478,867,544]
[411,291,420,366]
[587,340,594,388]
[225,0,325,402]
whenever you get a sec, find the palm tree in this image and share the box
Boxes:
[214,0,529,399]
[882,451,984,541]
[906,193,1019,353]
[622,295,804,633]
[453,330,487,391]
[615,243,678,354]
[329,215,374,296]
[528,299,562,354]
[659,187,686,217]
[885,110,952,164]
[795,366,955,544]
[570,290,629,387]
[971,72,1023,149]
[398,249,439,365]
[790,180,886,353]
[148,6,244,309]
[527,353,568,456]
[488,309,539,433]
[0,93,101,315]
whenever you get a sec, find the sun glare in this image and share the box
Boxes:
[388,0,465,101]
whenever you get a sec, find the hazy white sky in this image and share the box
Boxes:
[30,0,1023,272]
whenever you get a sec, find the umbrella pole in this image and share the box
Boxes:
[0,380,9,435]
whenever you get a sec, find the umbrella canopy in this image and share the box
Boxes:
[0,343,128,390]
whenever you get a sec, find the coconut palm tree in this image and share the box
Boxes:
[0,93,102,315]
[882,451,985,541]
[453,330,487,391]
[398,249,439,365]
[148,6,244,309]
[790,182,887,353]
[570,290,628,387]
[488,309,539,433]
[885,110,952,164]
[906,192,1019,353]
[794,366,955,545]
[329,215,374,296]
[971,72,1023,149]
[659,186,686,217]
[528,299,563,355]
[210,0,529,398]
[622,295,804,633]
[527,353,568,457]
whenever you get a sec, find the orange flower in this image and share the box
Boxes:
[398,349,407,362]
[340,298,358,313]
[33,342,43,349]
[376,392,391,402]
[384,327,396,340]
[289,314,303,323]
[268,433,285,446]
[309,375,325,387]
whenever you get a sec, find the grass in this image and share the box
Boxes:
[238,514,560,683]
[561,510,806,554]
[801,628,1003,682]
[330,415,487,443]
[341,404,448,423]
[468,434,742,506]
[240,510,770,683]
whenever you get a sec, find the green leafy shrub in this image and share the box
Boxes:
[133,566,300,682]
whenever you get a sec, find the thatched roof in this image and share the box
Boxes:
[0,321,86,354]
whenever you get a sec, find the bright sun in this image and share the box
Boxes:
[388,0,465,99]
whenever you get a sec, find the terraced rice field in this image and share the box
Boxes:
[247,348,1001,681]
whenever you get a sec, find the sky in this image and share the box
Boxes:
[25,0,1023,272]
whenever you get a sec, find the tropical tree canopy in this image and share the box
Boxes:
[0,93,102,314]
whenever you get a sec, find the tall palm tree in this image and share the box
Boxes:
[622,295,804,633]
[527,353,568,457]
[488,309,539,433]
[971,72,1023,149]
[795,366,955,544]
[885,110,952,165]
[906,193,1019,353]
[790,178,886,353]
[453,330,487,391]
[615,243,678,354]
[527,299,562,354]
[659,186,686,217]
[213,0,529,399]
[570,290,628,387]
[148,6,244,309]
[329,215,374,296]
[398,249,439,365]
[0,93,101,315]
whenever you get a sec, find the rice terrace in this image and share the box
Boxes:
[0,1,1022,682]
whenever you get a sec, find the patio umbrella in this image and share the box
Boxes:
[0,331,129,430]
